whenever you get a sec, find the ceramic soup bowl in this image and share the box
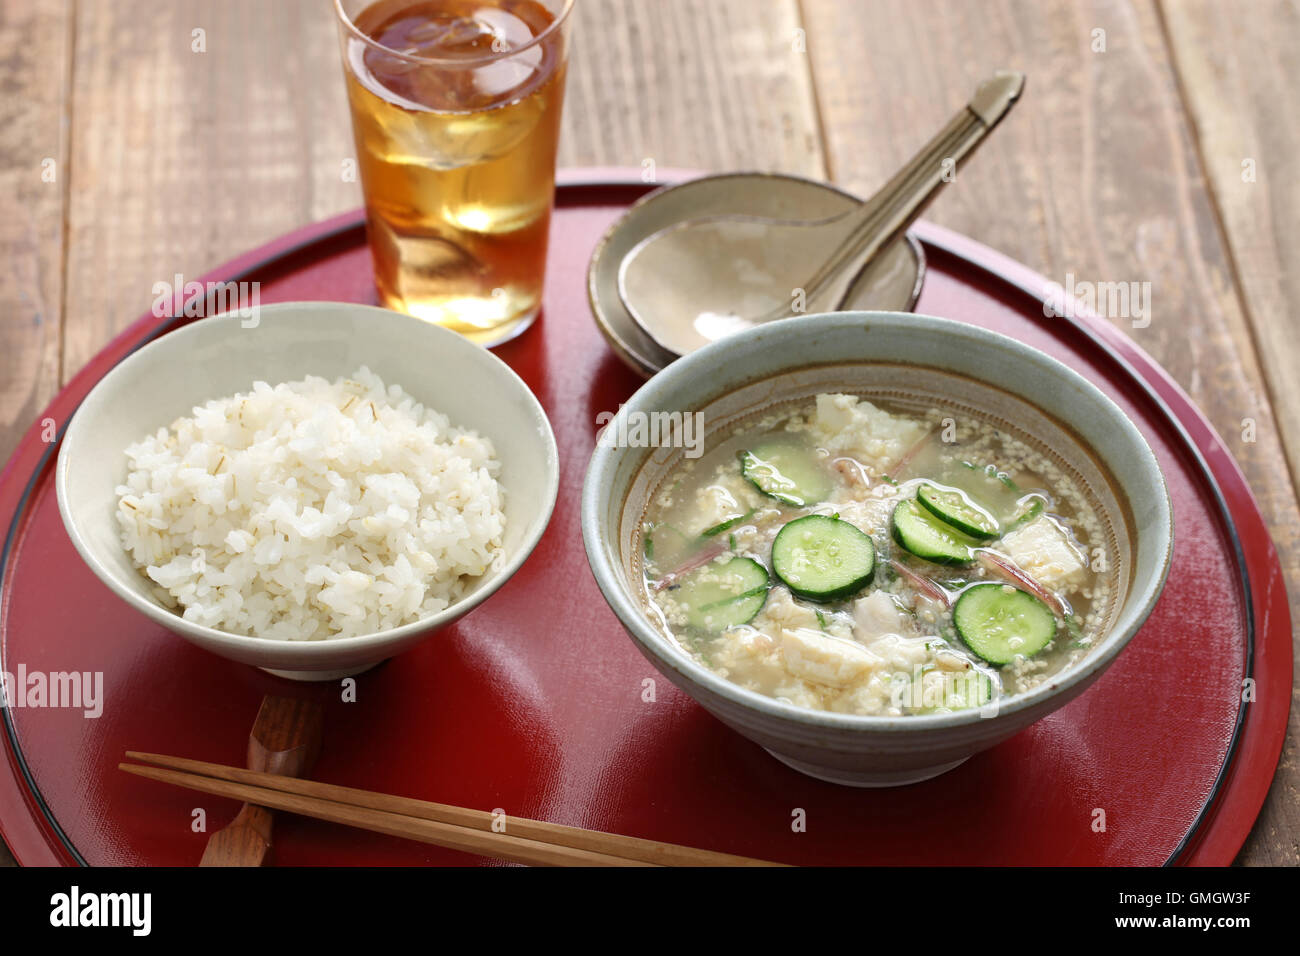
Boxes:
[582,311,1171,786]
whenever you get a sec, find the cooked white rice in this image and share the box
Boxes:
[115,366,506,640]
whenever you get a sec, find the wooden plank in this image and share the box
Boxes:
[1159,0,1300,868]
[60,0,359,379]
[557,0,825,175]
[801,0,1299,865]
[62,0,826,380]
[0,0,72,461]
[0,0,73,869]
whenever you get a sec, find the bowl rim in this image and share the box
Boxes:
[582,310,1173,732]
[55,301,560,658]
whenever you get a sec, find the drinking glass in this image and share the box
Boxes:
[335,0,573,345]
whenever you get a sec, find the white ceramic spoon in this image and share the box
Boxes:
[617,71,1025,358]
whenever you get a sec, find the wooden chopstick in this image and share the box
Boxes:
[121,751,786,867]
[121,762,640,867]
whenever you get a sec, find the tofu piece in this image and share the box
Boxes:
[999,515,1088,591]
[864,633,934,671]
[758,588,857,643]
[812,393,928,474]
[852,589,909,640]
[694,483,742,530]
[762,588,823,630]
[781,627,881,688]
[828,494,894,534]
[690,476,758,534]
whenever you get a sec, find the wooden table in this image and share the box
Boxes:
[1,0,1295,866]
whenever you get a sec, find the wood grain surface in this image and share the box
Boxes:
[1157,0,1300,866]
[0,0,1294,866]
[801,0,1299,865]
[0,0,71,474]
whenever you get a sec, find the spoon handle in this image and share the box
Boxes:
[801,71,1025,309]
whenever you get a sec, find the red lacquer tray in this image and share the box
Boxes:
[0,171,1289,866]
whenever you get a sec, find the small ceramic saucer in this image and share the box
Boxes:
[587,171,926,377]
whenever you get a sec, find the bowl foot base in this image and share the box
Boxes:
[259,660,384,682]
[765,749,969,788]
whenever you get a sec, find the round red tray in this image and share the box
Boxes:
[0,170,1289,866]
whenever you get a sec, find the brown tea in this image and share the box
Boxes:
[338,0,569,344]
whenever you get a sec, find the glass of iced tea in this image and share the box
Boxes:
[334,0,572,345]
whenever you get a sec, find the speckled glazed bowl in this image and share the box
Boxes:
[57,303,558,682]
[587,172,926,377]
[582,311,1172,786]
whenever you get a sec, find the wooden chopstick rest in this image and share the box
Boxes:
[199,696,324,867]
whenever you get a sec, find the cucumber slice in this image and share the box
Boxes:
[675,556,770,633]
[771,514,875,602]
[740,441,832,507]
[700,510,752,538]
[891,499,979,565]
[917,484,999,540]
[953,583,1056,665]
